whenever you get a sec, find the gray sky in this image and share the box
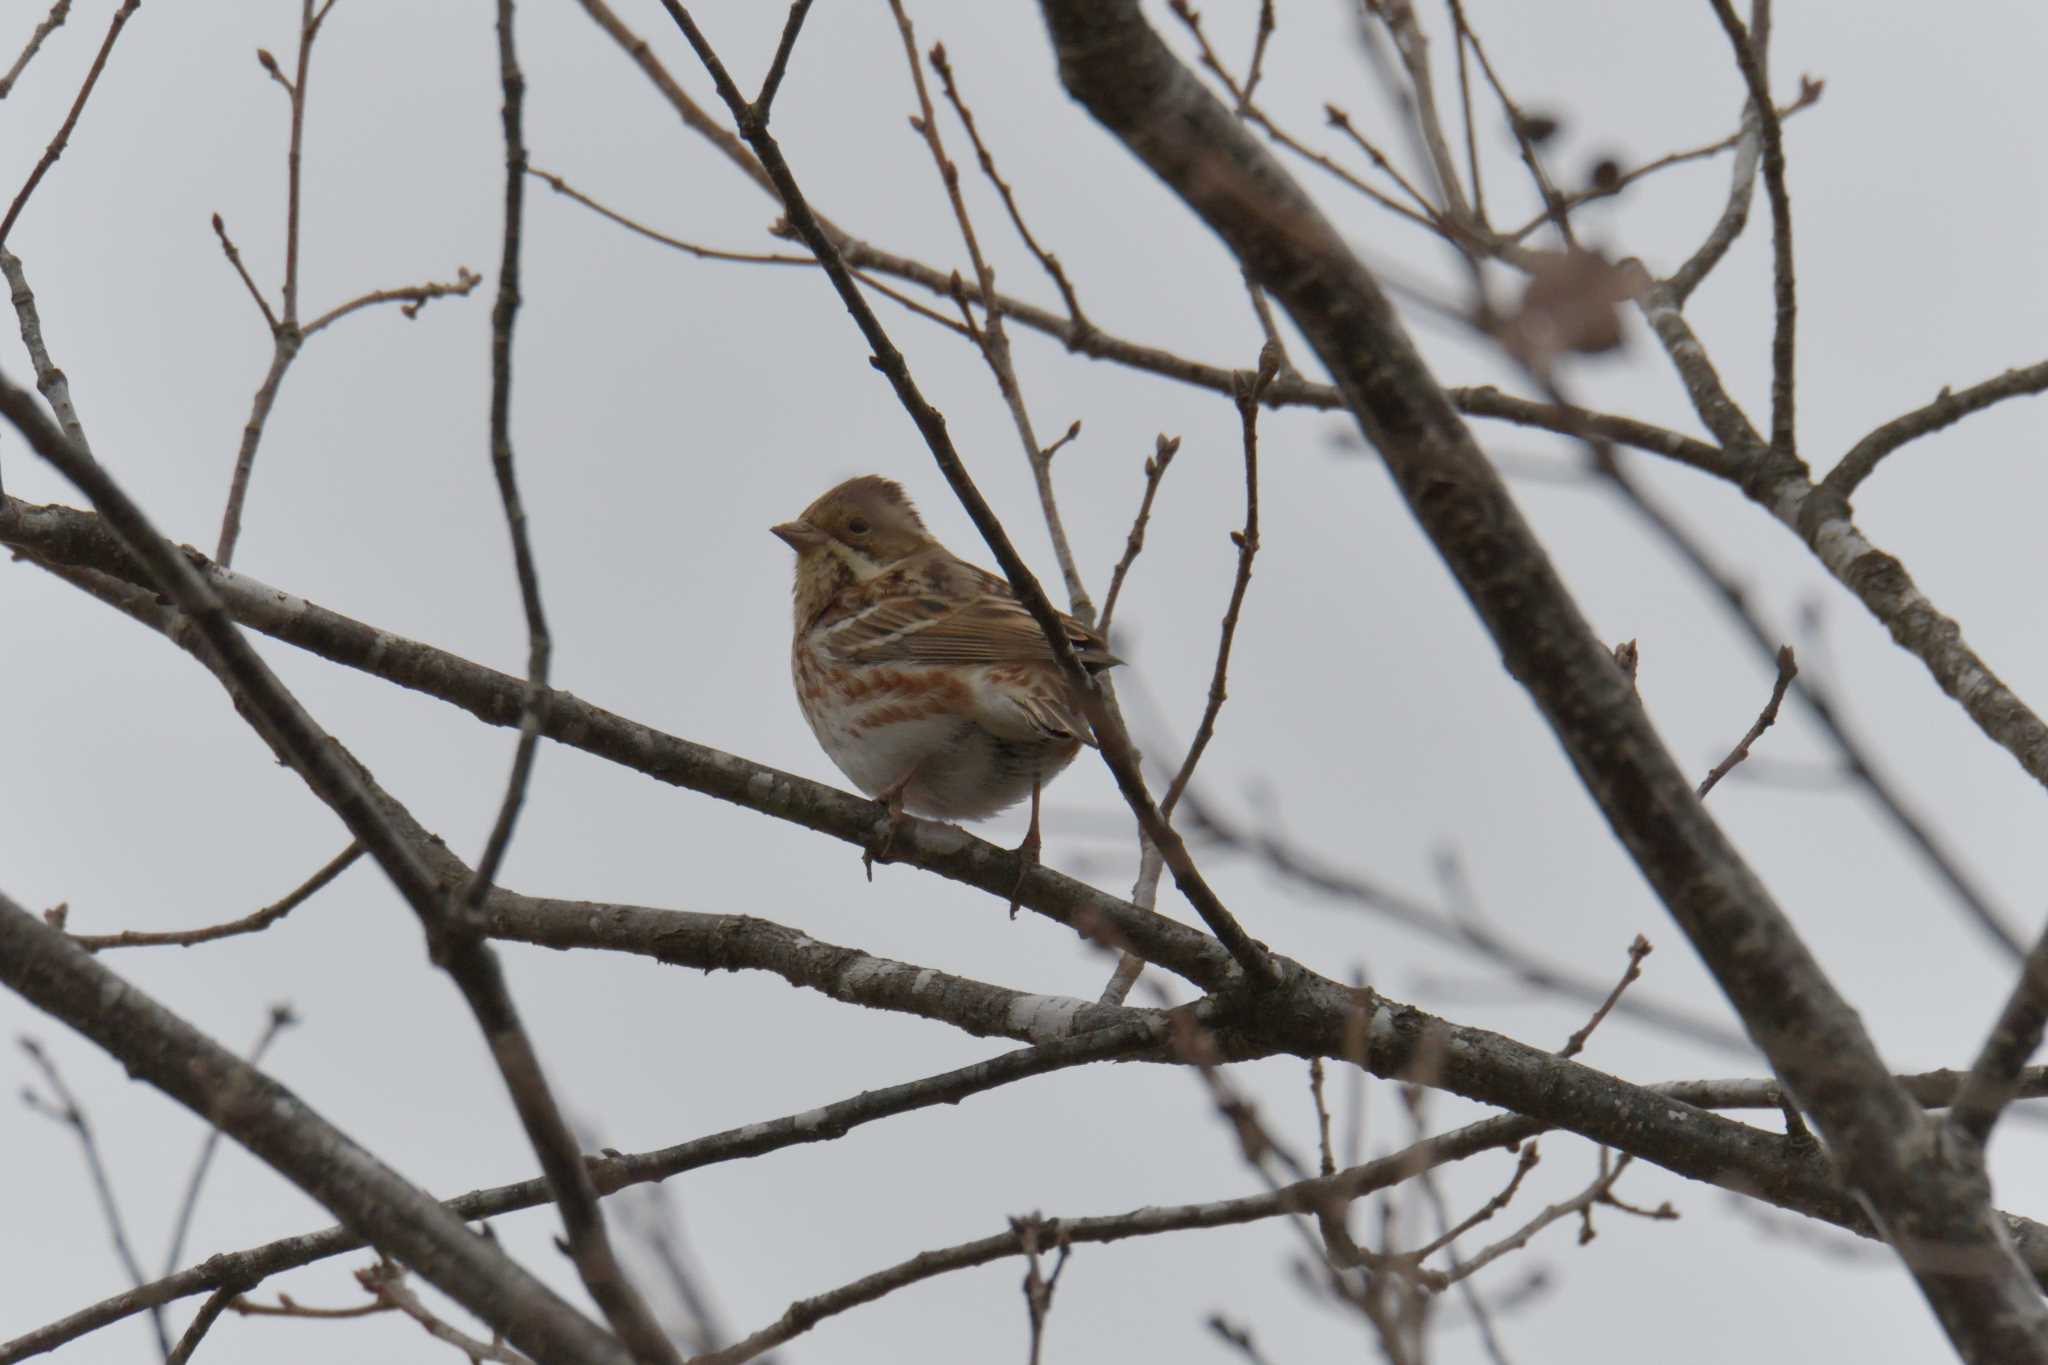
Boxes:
[5,1,2048,1361]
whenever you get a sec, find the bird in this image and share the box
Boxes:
[772,475,1117,898]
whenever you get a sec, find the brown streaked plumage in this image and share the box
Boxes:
[772,476,1116,873]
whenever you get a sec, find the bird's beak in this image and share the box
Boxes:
[771,520,827,552]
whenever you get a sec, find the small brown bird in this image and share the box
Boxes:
[772,476,1117,879]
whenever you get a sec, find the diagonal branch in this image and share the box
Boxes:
[1820,359,2048,502]
[1706,0,1799,461]
[0,892,631,1365]
[653,0,1273,985]
[0,367,645,1363]
[0,0,139,246]
[1030,3,2048,1356]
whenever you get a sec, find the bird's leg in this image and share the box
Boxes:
[863,762,923,881]
[1007,778,1044,919]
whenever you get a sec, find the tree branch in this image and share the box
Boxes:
[1030,4,2048,1356]
[0,892,631,1365]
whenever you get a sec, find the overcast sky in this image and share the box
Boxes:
[5,2,2048,1362]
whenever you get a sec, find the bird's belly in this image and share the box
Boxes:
[793,652,1079,820]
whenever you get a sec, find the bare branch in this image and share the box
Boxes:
[1161,347,1275,819]
[926,41,1088,333]
[0,0,71,100]
[164,1283,247,1365]
[0,246,89,458]
[1097,434,1179,637]
[528,167,813,263]
[161,1007,300,1283]
[18,1036,170,1357]
[892,9,1095,619]
[1706,0,1799,458]
[302,267,482,335]
[1821,359,2048,502]
[0,893,630,1365]
[1032,5,2048,1352]
[70,844,360,951]
[208,213,279,333]
[1696,646,1797,799]
[358,1261,535,1364]
[0,0,139,246]
[750,0,814,120]
[1595,451,2025,957]
[1950,932,2048,1146]
[1013,1215,1068,1365]
[6,1019,1170,1359]
[1557,936,1652,1060]
[1443,1153,1674,1288]
[1507,79,1822,243]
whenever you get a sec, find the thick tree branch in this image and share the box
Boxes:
[0,491,1244,993]
[1030,4,2048,1357]
[0,892,630,1365]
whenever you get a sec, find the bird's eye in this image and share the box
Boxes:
[847,517,871,535]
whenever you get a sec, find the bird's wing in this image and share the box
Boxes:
[825,565,1116,671]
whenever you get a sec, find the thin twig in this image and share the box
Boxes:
[1161,346,1276,819]
[1949,930,2048,1145]
[899,11,1094,618]
[1697,646,1797,799]
[160,1007,300,1280]
[359,1261,535,1363]
[1706,0,1797,457]
[1443,1153,1674,1288]
[19,1037,172,1357]
[1371,1,1477,231]
[1309,1058,1336,1177]
[465,0,551,911]
[1594,451,2024,956]
[214,3,328,569]
[228,1294,383,1320]
[750,0,811,118]
[1014,1216,1068,1365]
[303,267,482,336]
[0,0,71,100]
[71,844,361,950]
[0,0,140,246]
[1097,433,1179,636]
[1505,80,1822,243]
[1453,14,1574,246]
[0,246,89,460]
[1558,935,1652,1060]
[1173,3,1446,237]
[926,42,1088,332]
[1238,0,1275,110]
[1445,0,1484,225]
[215,343,298,565]
[1320,102,1442,227]
[165,1284,248,1365]
[214,3,480,567]
[528,167,813,264]
[470,8,675,1361]
[1409,1142,1540,1263]
[1239,267,1296,377]
[1821,360,2048,502]
[209,214,279,333]
[280,0,323,328]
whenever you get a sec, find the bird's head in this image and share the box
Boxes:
[773,475,934,579]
